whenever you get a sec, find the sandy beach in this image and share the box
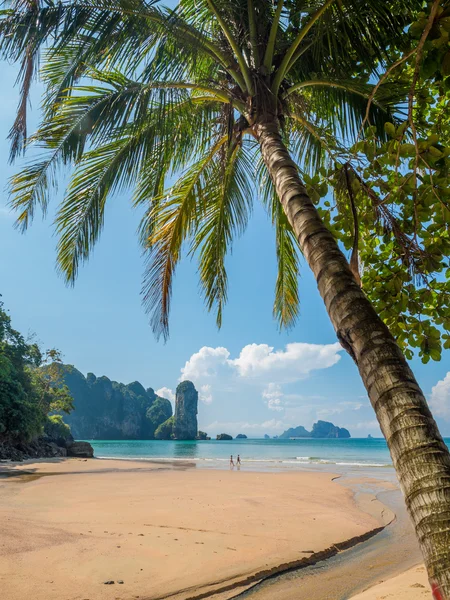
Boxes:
[350,565,431,600]
[0,457,395,600]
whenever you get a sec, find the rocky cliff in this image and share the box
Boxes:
[57,365,172,440]
[279,421,351,439]
[174,381,198,440]
[155,381,199,440]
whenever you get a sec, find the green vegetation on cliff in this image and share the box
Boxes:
[155,416,175,440]
[58,365,173,440]
[0,300,73,444]
[44,414,72,441]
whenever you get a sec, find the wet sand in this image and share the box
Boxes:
[231,477,424,600]
[0,458,390,600]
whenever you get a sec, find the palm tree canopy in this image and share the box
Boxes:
[0,0,422,338]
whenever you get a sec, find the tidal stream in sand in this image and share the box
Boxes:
[232,476,422,600]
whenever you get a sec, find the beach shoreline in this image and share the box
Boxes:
[0,456,401,600]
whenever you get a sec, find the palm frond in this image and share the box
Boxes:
[257,158,301,328]
[191,142,254,328]
[55,124,154,282]
[141,136,228,340]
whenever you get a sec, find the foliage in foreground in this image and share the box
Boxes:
[0,299,73,442]
[3,0,450,363]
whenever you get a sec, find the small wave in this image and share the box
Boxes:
[95,455,391,468]
[335,461,392,467]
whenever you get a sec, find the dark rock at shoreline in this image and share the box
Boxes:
[216,433,233,440]
[66,440,94,458]
[0,436,67,462]
[236,434,247,439]
[0,433,94,462]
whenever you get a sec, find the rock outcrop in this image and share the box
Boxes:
[56,365,172,440]
[0,434,95,462]
[278,425,310,439]
[173,381,198,440]
[236,434,247,439]
[311,420,350,439]
[66,440,94,458]
[279,421,351,439]
[216,433,233,440]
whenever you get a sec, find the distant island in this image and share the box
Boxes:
[217,433,233,440]
[279,421,351,439]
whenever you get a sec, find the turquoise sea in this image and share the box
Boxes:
[88,437,404,471]
[88,437,450,472]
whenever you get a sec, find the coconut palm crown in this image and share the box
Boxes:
[1,0,415,337]
[4,0,450,597]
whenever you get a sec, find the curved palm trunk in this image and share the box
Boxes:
[255,119,450,598]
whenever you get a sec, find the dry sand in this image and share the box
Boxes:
[350,565,432,600]
[0,457,390,600]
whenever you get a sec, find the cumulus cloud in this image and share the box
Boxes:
[155,387,175,402]
[178,342,343,405]
[181,346,230,381]
[263,383,284,411]
[430,372,450,418]
[199,384,213,405]
[230,342,343,382]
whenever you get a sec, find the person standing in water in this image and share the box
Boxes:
[230,455,234,469]
[237,455,241,469]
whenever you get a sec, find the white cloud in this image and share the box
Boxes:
[263,383,284,411]
[179,342,342,408]
[230,342,343,382]
[180,346,230,381]
[430,372,450,418]
[179,342,343,413]
[199,384,213,405]
[267,398,283,411]
[155,387,175,402]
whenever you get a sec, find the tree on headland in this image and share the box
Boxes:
[1,0,450,594]
[0,300,73,442]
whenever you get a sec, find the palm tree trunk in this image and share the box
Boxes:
[255,118,450,598]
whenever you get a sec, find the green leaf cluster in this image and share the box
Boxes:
[0,299,73,442]
[1,0,442,353]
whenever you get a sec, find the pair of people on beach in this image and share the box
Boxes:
[230,455,241,469]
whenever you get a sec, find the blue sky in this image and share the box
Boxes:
[1,61,450,438]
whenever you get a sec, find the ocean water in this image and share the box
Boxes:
[88,437,403,471]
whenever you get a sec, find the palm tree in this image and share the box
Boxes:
[1,0,450,594]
